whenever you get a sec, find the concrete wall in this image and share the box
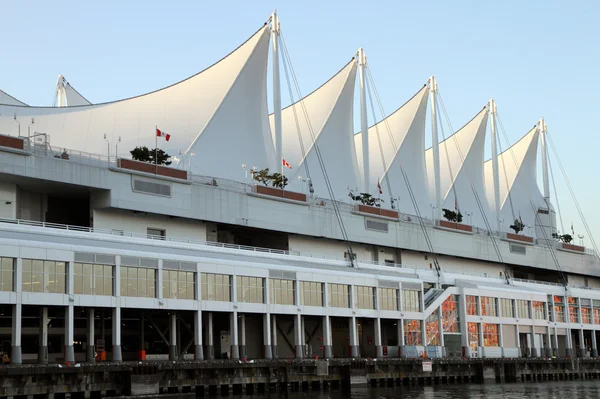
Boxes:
[93,208,207,241]
[0,182,17,219]
[289,235,376,262]
[502,324,517,347]
[402,251,505,276]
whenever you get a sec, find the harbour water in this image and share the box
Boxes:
[219,380,600,398]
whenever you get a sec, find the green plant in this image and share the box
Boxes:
[270,172,288,189]
[130,146,172,166]
[252,168,271,186]
[442,208,463,223]
[509,218,525,234]
[552,233,573,244]
[348,190,384,207]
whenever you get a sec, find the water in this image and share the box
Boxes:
[223,381,600,398]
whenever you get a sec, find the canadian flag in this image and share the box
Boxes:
[377,180,383,195]
[282,158,292,169]
[156,128,171,142]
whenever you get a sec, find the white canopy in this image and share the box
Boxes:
[63,82,92,106]
[0,90,27,106]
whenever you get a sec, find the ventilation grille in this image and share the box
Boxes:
[401,282,421,291]
[269,270,296,280]
[378,280,399,289]
[163,260,196,271]
[509,244,526,255]
[365,219,389,233]
[74,253,116,265]
[120,256,158,268]
[132,178,171,197]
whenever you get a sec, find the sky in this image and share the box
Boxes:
[2,0,599,250]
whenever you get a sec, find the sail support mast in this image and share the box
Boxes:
[358,48,369,193]
[429,76,441,220]
[489,99,501,232]
[539,118,550,201]
[271,11,282,174]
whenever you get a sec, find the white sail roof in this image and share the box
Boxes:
[0,25,273,180]
[484,126,544,232]
[0,90,27,106]
[63,81,92,106]
[269,60,358,199]
[425,107,489,227]
[354,85,429,213]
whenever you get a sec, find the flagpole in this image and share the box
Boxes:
[155,125,158,175]
[281,158,285,193]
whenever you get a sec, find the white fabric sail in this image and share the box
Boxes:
[0,90,27,106]
[354,85,429,214]
[0,25,272,181]
[425,107,489,227]
[268,60,358,199]
[64,82,92,106]
[484,126,544,233]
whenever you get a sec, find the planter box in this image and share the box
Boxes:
[439,220,473,232]
[255,185,307,202]
[357,204,398,219]
[562,243,585,252]
[117,158,188,180]
[0,134,24,150]
[506,233,534,243]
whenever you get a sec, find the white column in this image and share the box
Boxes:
[515,324,521,357]
[349,316,359,358]
[230,312,239,360]
[194,310,203,360]
[64,305,75,363]
[169,312,177,360]
[539,118,550,201]
[591,329,598,358]
[430,76,441,220]
[294,313,303,358]
[579,328,585,358]
[498,323,505,358]
[564,297,574,357]
[263,313,272,359]
[207,312,214,360]
[112,307,122,361]
[39,307,49,363]
[374,317,383,358]
[323,315,333,359]
[271,11,283,174]
[87,308,95,362]
[438,307,445,348]
[271,314,278,359]
[114,256,121,298]
[489,99,501,233]
[458,292,469,356]
[239,314,247,359]
[11,303,22,364]
[358,47,369,192]
[157,260,164,301]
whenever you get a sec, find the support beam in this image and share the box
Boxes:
[239,314,247,359]
[87,308,95,362]
[498,322,505,358]
[230,312,239,360]
[11,304,22,364]
[39,307,49,364]
[323,315,332,359]
[194,310,204,360]
[271,11,283,174]
[592,330,598,358]
[358,47,369,192]
[207,312,214,360]
[112,307,122,362]
[271,314,278,359]
[349,316,359,358]
[64,305,75,363]
[375,317,383,358]
[169,313,177,361]
[430,76,441,220]
[294,314,303,358]
[489,99,501,233]
[579,329,586,358]
[263,313,272,359]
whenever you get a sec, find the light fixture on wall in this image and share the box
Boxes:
[4,201,11,205]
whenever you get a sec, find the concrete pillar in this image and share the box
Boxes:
[545,327,553,358]
[169,313,177,360]
[553,327,559,357]
[239,314,247,359]
[271,314,278,359]
[86,308,95,362]
[515,325,521,358]
[207,312,214,360]
[112,307,122,362]
[294,313,303,358]
[478,322,484,357]
[39,307,49,364]
[564,298,573,357]
[230,312,239,360]
[374,317,383,358]
[263,313,272,359]
[64,305,75,363]
[458,292,469,357]
[11,303,22,364]
[498,322,505,358]
[438,307,445,348]
[349,316,359,358]
[194,310,203,360]
[579,329,586,358]
[323,315,333,359]
[592,330,598,358]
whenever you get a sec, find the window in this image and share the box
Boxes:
[467,322,479,350]
[500,298,514,318]
[270,279,295,305]
[147,228,165,238]
[0,257,14,292]
[402,290,421,312]
[355,286,375,310]
[162,270,195,300]
[532,301,546,320]
[581,307,591,324]
[568,297,579,323]
[378,288,398,311]
[481,297,497,317]
[425,313,440,345]
[516,300,530,318]
[328,284,349,308]
[483,323,499,347]
[120,267,156,298]
[442,295,459,333]
[553,296,565,323]
[404,320,422,346]
[74,263,113,296]
[22,259,66,293]
[466,295,478,315]
[201,273,230,301]
[594,308,600,325]
[237,276,264,303]
[300,281,323,307]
